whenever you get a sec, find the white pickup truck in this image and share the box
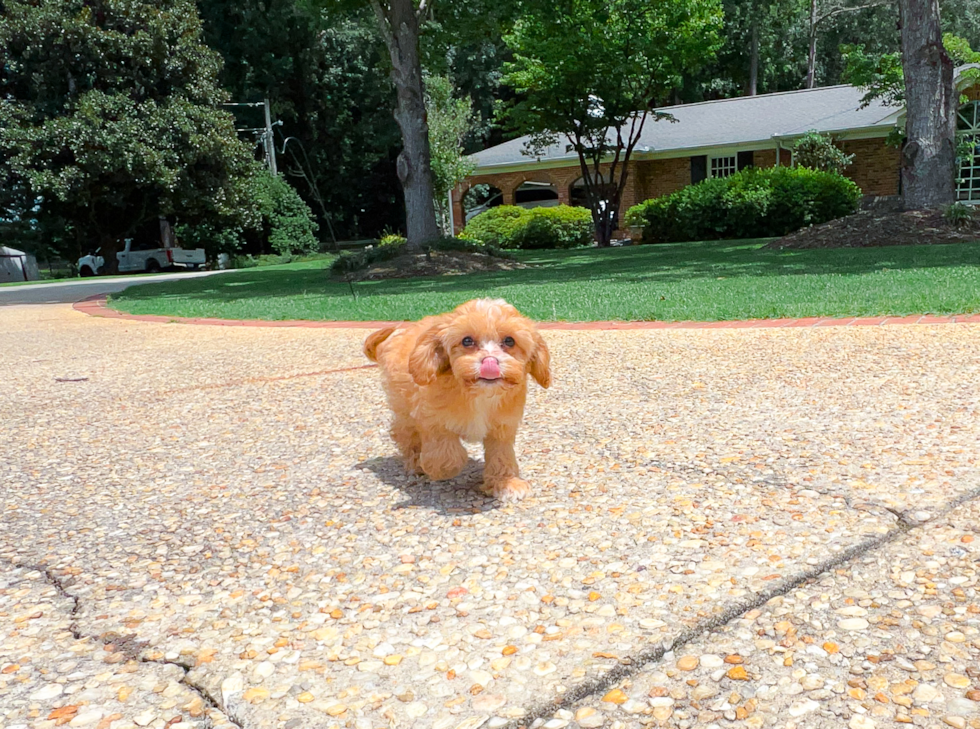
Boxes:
[78,238,206,276]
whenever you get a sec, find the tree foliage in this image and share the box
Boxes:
[842,32,979,107]
[503,0,723,246]
[199,3,405,241]
[424,75,478,234]
[0,0,260,269]
[792,130,856,174]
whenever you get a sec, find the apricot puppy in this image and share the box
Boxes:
[364,298,551,502]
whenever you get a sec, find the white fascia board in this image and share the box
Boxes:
[469,157,583,176]
[771,125,893,142]
[471,140,777,175]
[469,127,894,176]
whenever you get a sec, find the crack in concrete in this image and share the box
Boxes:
[506,482,980,729]
[1,560,245,729]
[6,473,977,729]
[141,655,239,729]
[746,471,918,529]
[648,457,916,527]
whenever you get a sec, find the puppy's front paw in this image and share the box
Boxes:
[404,450,424,475]
[483,477,530,502]
[421,455,466,481]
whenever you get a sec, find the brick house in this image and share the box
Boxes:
[453,66,980,234]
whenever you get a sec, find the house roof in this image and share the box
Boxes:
[470,84,901,172]
[471,66,980,173]
[503,61,980,177]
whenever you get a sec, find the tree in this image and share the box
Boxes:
[735,0,805,95]
[200,4,405,241]
[682,0,806,100]
[365,0,442,249]
[898,0,957,208]
[842,32,978,107]
[941,0,980,49]
[419,0,520,149]
[805,0,895,88]
[424,75,478,234]
[0,0,259,271]
[503,0,723,246]
[804,0,895,89]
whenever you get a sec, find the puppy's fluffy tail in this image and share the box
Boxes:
[363,327,396,363]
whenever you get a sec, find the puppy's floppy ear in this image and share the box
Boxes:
[528,330,551,389]
[408,322,450,385]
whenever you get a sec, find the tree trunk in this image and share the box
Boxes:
[376,0,441,251]
[806,0,818,89]
[99,235,122,275]
[898,0,956,209]
[748,19,759,96]
[576,159,616,248]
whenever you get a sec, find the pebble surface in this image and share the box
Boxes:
[554,498,979,729]
[1,304,979,729]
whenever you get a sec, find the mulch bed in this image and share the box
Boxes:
[341,250,527,282]
[769,209,980,249]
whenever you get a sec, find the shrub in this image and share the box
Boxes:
[253,172,320,257]
[626,167,861,243]
[792,130,855,175]
[461,206,528,248]
[463,205,593,249]
[329,236,513,276]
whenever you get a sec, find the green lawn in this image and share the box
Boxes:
[108,239,980,323]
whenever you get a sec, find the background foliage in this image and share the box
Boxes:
[462,205,594,250]
[0,0,262,268]
[2,0,979,264]
[626,167,861,243]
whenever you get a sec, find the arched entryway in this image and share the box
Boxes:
[514,180,559,207]
[569,174,616,209]
[462,184,504,223]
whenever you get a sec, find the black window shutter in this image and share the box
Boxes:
[737,151,754,170]
[691,155,707,184]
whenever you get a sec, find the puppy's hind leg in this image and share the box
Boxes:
[419,430,468,481]
[390,416,423,475]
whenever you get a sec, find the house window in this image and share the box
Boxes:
[710,155,737,178]
[957,101,980,204]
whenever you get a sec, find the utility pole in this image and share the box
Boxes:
[263,98,278,176]
[223,100,278,175]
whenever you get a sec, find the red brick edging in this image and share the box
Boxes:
[73,295,980,330]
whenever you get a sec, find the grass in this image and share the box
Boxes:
[108,238,980,323]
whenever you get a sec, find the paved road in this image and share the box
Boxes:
[1,304,978,729]
[0,269,228,306]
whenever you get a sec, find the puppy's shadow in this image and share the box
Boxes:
[357,456,499,514]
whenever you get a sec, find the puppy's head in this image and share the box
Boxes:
[408,299,551,390]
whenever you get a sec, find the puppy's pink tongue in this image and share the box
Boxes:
[480,357,501,379]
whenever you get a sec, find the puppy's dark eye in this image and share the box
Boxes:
[461,336,475,347]
[502,336,516,347]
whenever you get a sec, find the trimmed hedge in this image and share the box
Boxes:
[329,236,513,276]
[462,205,594,249]
[624,167,862,243]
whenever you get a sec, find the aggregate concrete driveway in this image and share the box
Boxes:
[1,304,978,729]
